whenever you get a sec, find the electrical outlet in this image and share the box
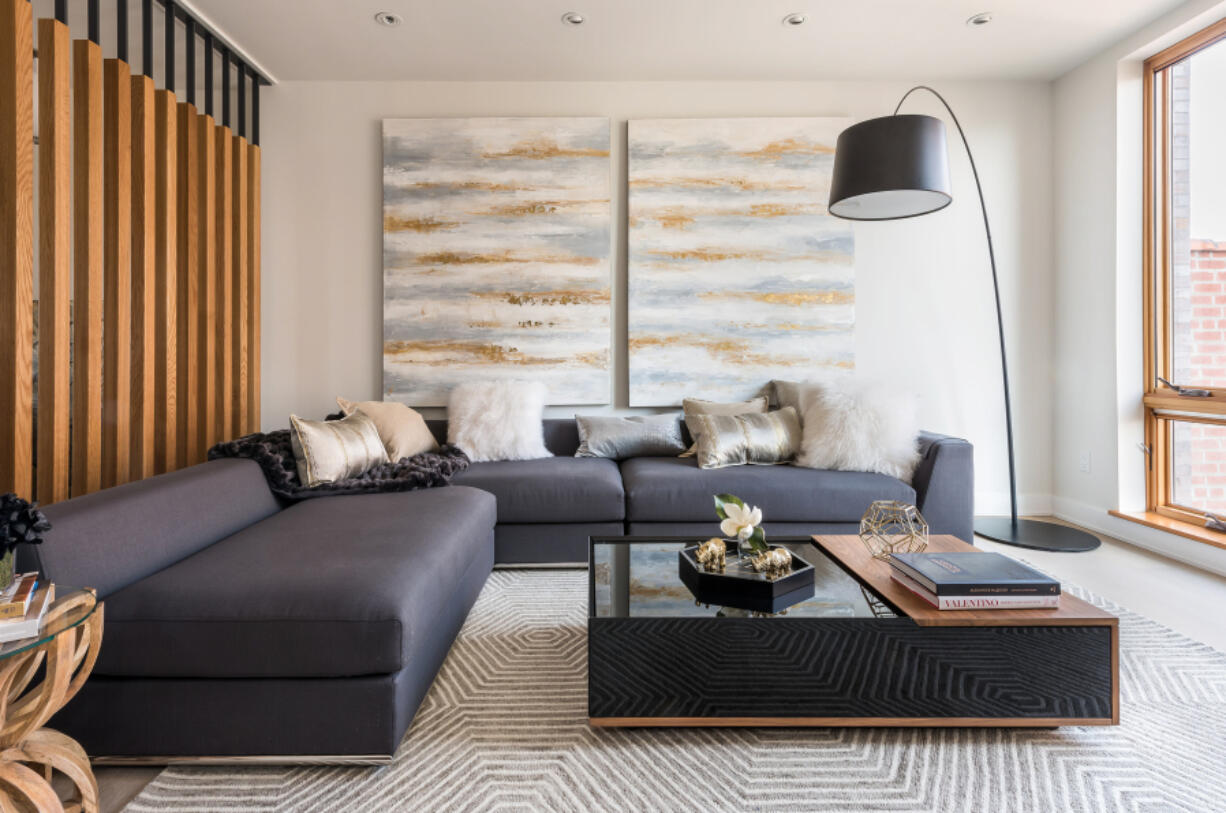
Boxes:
[1078,451,1091,474]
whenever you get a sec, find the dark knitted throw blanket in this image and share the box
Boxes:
[208,430,469,501]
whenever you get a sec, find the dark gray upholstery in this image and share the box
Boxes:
[628,522,865,538]
[38,459,280,598]
[93,486,496,679]
[620,456,916,523]
[495,522,624,564]
[913,431,975,542]
[452,458,624,523]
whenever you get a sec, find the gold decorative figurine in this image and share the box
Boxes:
[695,537,727,572]
[859,500,929,560]
[750,547,792,579]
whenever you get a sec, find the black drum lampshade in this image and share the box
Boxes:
[827,114,953,221]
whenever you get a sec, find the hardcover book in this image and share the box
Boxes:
[889,552,1059,596]
[0,574,39,621]
[891,570,1060,610]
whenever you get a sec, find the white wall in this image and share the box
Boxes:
[1052,0,1226,575]
[259,79,1054,514]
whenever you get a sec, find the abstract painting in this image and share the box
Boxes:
[383,117,611,406]
[627,117,854,406]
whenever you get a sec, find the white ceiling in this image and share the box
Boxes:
[190,0,1187,83]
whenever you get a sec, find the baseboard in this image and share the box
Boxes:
[1052,496,1226,578]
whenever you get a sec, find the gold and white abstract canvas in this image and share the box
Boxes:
[383,118,611,406]
[627,118,854,406]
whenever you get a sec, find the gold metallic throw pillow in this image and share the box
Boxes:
[679,395,769,457]
[289,412,389,487]
[688,407,802,470]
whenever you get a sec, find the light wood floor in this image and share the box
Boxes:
[87,517,1226,812]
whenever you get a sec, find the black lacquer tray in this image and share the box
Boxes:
[678,542,816,614]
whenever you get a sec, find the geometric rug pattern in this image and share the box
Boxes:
[125,570,1226,812]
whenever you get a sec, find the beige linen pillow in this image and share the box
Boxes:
[689,407,802,470]
[680,396,769,457]
[336,396,438,461]
[289,412,389,487]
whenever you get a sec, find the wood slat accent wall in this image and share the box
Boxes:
[0,0,262,502]
[71,37,104,498]
[36,18,71,505]
[0,0,34,500]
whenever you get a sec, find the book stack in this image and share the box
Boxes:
[0,573,53,643]
[889,552,1060,610]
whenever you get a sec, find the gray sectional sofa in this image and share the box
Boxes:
[35,418,972,761]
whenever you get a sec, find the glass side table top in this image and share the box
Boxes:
[0,587,97,662]
[590,537,898,619]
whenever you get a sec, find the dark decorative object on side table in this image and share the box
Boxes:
[0,493,49,590]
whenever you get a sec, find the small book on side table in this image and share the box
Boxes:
[0,584,54,643]
[0,573,39,620]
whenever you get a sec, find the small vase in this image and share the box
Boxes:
[0,549,13,591]
[729,537,757,562]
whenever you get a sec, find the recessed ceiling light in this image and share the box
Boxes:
[782,13,807,27]
[374,11,402,27]
[561,11,585,26]
[966,11,993,26]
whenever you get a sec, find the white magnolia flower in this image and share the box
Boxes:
[720,502,763,540]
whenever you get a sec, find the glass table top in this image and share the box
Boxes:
[590,537,898,620]
[0,587,97,662]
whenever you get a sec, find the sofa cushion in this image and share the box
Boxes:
[39,459,281,599]
[621,456,915,523]
[94,485,496,679]
[451,457,625,523]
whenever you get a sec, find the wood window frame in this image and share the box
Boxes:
[1139,16,1226,538]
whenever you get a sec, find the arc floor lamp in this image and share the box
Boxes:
[827,85,1100,552]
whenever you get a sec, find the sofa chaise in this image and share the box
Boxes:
[34,418,972,761]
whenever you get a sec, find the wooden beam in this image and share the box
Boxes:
[36,18,71,505]
[196,113,216,458]
[215,126,233,444]
[0,0,34,499]
[72,38,104,497]
[154,89,177,473]
[247,144,260,431]
[103,57,133,488]
[232,133,248,436]
[129,73,156,481]
[176,102,199,465]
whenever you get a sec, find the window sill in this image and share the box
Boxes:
[1109,510,1226,552]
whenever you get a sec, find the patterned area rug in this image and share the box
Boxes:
[125,570,1226,812]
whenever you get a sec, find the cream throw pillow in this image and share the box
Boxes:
[794,378,921,482]
[289,412,389,487]
[336,397,438,461]
[680,396,769,457]
[447,381,552,462]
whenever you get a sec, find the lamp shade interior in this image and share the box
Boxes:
[827,114,953,221]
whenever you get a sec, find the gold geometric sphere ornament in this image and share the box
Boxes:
[859,500,929,560]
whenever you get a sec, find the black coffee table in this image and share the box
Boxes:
[588,536,1118,727]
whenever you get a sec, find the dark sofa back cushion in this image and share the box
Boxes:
[37,458,281,598]
[425,418,580,457]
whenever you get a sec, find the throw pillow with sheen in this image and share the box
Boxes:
[289,411,389,488]
[688,407,802,470]
[447,380,552,462]
[574,414,685,459]
[336,397,438,461]
[680,396,769,457]
[794,378,921,482]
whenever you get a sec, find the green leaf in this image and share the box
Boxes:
[744,525,769,554]
[713,493,744,521]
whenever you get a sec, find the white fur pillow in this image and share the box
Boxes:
[447,381,552,462]
[794,379,921,482]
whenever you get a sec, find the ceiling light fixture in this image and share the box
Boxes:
[374,11,402,27]
[782,13,807,26]
[966,12,993,26]
[561,11,585,26]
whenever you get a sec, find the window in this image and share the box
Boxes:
[1143,18,1226,535]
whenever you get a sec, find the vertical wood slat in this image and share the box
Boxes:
[176,102,199,465]
[130,73,156,481]
[103,57,133,488]
[154,90,177,473]
[36,18,71,505]
[72,38,104,497]
[215,126,233,443]
[232,133,247,436]
[247,144,260,432]
[196,113,216,458]
[0,0,33,499]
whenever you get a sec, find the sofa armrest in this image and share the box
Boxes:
[912,431,974,543]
